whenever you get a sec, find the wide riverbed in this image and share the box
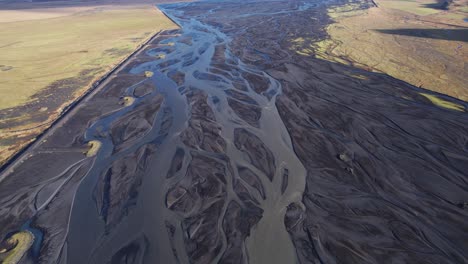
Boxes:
[1,0,467,263]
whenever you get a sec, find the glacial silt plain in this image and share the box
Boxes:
[0,0,467,263]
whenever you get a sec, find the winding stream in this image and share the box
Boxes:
[62,2,308,263]
[1,1,467,264]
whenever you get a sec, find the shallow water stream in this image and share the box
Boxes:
[1,1,467,264]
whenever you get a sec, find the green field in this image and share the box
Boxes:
[0,6,176,110]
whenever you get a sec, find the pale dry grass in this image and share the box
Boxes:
[0,6,96,22]
[0,231,34,264]
[308,1,468,101]
[419,93,465,111]
[85,140,102,157]
[377,0,468,19]
[376,0,442,16]
[0,5,176,110]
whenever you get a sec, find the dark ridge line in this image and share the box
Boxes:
[0,29,165,177]
[370,0,378,7]
[158,4,183,28]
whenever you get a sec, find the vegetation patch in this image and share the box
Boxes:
[145,71,154,78]
[103,47,134,57]
[0,231,35,264]
[419,93,465,111]
[85,140,102,157]
[347,72,369,80]
[328,2,366,18]
[154,53,167,59]
[122,96,135,106]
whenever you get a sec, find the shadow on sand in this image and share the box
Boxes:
[376,28,468,42]
[423,2,450,10]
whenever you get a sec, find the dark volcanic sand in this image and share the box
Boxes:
[1,0,468,263]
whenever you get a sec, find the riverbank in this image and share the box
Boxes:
[0,0,178,166]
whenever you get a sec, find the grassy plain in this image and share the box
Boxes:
[376,0,442,15]
[0,6,176,109]
[301,0,468,103]
[377,0,468,17]
[0,1,177,166]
